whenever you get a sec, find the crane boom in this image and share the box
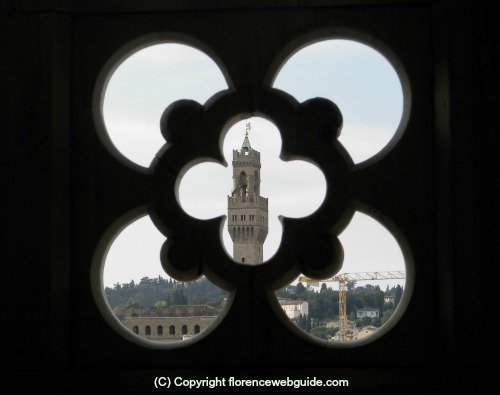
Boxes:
[298,271,406,341]
[333,271,406,282]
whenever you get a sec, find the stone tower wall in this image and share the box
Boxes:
[232,149,261,199]
[228,145,268,264]
[233,242,263,264]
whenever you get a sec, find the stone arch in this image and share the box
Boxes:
[194,325,201,334]
[133,326,139,335]
[239,171,248,200]
[169,325,175,335]
[182,325,188,335]
[232,226,236,239]
[145,325,151,336]
[157,325,163,335]
[239,171,247,187]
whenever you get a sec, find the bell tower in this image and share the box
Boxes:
[228,122,268,264]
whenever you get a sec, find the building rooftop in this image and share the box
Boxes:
[114,304,220,318]
[278,298,306,305]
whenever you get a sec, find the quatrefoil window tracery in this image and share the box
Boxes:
[92,35,414,348]
[179,116,327,262]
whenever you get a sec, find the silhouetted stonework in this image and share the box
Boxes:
[6,1,495,393]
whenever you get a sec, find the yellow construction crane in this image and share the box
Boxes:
[299,271,406,341]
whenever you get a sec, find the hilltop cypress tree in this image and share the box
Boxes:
[394,285,403,307]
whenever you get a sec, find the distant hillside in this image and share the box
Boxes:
[105,276,227,310]
[105,275,403,327]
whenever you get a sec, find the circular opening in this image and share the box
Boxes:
[97,42,228,168]
[92,212,229,348]
[178,116,326,265]
[273,39,406,165]
[274,211,412,346]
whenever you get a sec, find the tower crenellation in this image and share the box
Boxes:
[227,123,268,264]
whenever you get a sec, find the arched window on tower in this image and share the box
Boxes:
[239,171,247,200]
[182,325,188,335]
[133,326,139,335]
[194,325,201,334]
[145,326,151,336]
[169,325,175,335]
[157,325,163,335]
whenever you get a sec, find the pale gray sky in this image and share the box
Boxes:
[101,40,406,290]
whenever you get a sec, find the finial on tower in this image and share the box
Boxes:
[241,120,252,153]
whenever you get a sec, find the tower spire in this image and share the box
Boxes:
[241,121,252,153]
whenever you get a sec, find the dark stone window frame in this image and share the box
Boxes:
[88,21,418,354]
[5,1,496,393]
[61,0,459,385]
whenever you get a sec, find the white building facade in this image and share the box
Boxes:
[356,308,380,319]
[278,298,309,320]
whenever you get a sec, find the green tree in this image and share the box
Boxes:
[361,316,372,327]
[375,288,385,311]
[172,288,188,305]
[295,282,306,295]
[310,326,338,340]
[381,309,394,326]
[305,315,311,333]
[394,285,403,307]
[348,311,356,322]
